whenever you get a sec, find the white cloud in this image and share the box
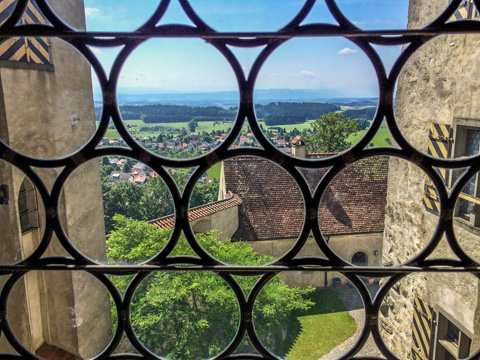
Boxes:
[85,7,101,19]
[90,47,103,55]
[338,47,358,55]
[299,70,318,79]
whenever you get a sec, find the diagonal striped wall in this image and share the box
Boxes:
[449,0,479,21]
[423,123,452,215]
[410,295,435,360]
[0,0,51,65]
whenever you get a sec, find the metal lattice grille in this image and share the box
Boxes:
[1,0,480,359]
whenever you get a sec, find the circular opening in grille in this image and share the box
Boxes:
[254,37,381,159]
[59,156,175,265]
[189,156,306,265]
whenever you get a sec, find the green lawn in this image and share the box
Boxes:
[258,120,315,132]
[347,122,393,147]
[285,289,356,360]
[206,162,222,179]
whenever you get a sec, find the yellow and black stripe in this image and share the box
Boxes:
[411,295,435,360]
[449,0,477,21]
[0,0,51,65]
[423,123,452,215]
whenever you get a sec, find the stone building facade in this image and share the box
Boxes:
[380,0,480,358]
[0,0,110,358]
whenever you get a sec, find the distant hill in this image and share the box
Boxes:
[93,89,378,107]
[340,101,378,107]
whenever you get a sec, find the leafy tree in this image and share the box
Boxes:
[122,162,132,173]
[107,216,314,360]
[190,179,219,208]
[188,119,198,133]
[103,181,145,232]
[355,118,370,130]
[306,112,360,153]
[100,164,115,178]
[102,157,110,167]
[202,134,213,143]
[102,173,219,233]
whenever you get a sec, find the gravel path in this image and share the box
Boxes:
[319,282,383,360]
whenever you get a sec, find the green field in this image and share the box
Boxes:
[347,121,393,147]
[258,120,315,132]
[101,117,392,149]
[101,120,241,139]
[206,162,222,179]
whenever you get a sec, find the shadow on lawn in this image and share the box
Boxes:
[274,288,353,358]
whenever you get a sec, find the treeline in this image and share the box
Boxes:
[256,102,340,120]
[343,107,376,120]
[99,102,344,125]
[264,115,305,126]
[118,104,237,123]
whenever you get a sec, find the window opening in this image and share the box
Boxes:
[435,312,472,360]
[351,251,368,266]
[448,121,480,226]
[18,178,39,234]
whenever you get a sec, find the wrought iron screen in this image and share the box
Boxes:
[1,0,480,359]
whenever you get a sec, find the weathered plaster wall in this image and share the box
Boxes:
[191,206,239,241]
[0,1,110,357]
[247,233,383,288]
[380,0,480,357]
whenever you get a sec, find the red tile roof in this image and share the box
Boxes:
[223,156,388,240]
[133,175,147,184]
[150,192,242,230]
[292,135,306,145]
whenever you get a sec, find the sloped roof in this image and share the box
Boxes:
[291,135,305,145]
[223,156,389,240]
[150,192,242,230]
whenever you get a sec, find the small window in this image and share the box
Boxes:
[435,312,471,360]
[449,121,480,226]
[423,121,480,226]
[18,178,39,234]
[351,251,368,266]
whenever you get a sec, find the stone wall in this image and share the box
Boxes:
[380,0,480,357]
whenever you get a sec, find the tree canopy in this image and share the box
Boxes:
[306,112,360,153]
[108,216,314,360]
[102,174,219,233]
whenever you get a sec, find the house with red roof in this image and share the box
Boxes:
[133,175,148,185]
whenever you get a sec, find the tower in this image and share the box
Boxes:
[0,1,110,357]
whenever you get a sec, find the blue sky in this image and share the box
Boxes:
[82,0,409,97]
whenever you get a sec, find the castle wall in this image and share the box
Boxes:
[191,205,239,241]
[0,1,110,357]
[380,0,480,357]
[247,233,383,288]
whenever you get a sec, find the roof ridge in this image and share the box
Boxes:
[149,191,242,229]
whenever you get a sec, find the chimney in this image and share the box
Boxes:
[291,135,306,158]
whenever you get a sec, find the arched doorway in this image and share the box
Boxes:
[351,251,368,266]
